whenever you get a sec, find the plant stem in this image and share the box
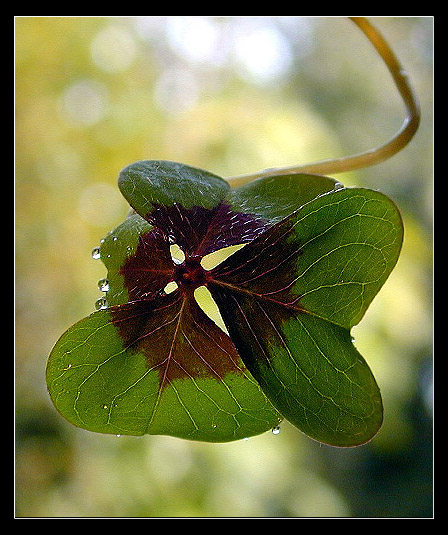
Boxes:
[227,17,420,188]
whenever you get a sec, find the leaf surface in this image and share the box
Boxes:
[47,161,288,441]
[208,188,403,445]
[47,293,280,441]
[228,172,339,223]
[47,161,403,445]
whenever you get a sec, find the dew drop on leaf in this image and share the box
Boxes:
[95,297,108,310]
[92,247,101,260]
[98,278,110,292]
[271,425,281,435]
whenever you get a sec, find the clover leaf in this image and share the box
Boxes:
[46,160,403,446]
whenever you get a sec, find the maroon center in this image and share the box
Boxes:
[174,257,209,290]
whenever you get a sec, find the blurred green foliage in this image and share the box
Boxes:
[15,16,433,517]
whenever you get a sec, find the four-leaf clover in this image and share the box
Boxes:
[46,160,403,446]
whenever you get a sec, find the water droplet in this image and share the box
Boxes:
[334,182,344,190]
[113,236,118,241]
[92,247,101,260]
[102,404,108,409]
[116,434,121,438]
[95,297,108,310]
[98,278,110,292]
[271,425,281,435]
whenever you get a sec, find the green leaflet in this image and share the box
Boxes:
[286,188,404,328]
[228,172,339,222]
[208,289,383,446]
[118,160,230,215]
[46,297,281,442]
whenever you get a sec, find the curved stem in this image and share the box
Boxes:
[227,17,420,188]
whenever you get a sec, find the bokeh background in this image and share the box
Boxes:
[15,16,433,518]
